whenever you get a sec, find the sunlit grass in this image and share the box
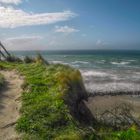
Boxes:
[0,62,85,139]
[99,125,140,140]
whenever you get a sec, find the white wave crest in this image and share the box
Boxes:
[85,82,140,93]
[52,61,63,64]
[111,61,130,65]
[81,70,108,77]
[52,61,69,65]
[72,61,89,64]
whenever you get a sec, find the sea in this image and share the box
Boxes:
[11,50,140,94]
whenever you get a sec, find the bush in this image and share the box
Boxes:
[6,55,22,63]
[35,53,49,65]
[24,56,35,63]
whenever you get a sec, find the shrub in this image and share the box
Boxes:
[24,56,35,63]
[35,53,49,65]
[5,55,22,63]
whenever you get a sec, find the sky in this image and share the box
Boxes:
[0,0,140,50]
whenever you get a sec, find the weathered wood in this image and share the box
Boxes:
[0,41,11,60]
[0,50,6,58]
[0,42,11,57]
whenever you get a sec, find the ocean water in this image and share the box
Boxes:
[11,50,140,94]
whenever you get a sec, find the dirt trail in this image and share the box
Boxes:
[0,70,23,140]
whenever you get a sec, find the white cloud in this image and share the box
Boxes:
[4,35,43,50]
[96,39,108,46]
[55,25,79,33]
[0,5,77,28]
[0,0,22,5]
[5,35,43,43]
[96,39,102,45]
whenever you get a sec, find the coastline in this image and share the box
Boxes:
[11,50,140,94]
[0,58,140,139]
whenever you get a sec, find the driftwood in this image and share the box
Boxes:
[0,50,6,58]
[89,91,140,97]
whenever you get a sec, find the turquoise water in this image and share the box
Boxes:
[11,50,140,93]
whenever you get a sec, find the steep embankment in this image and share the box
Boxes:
[0,70,23,140]
[0,62,95,139]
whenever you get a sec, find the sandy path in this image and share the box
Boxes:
[0,70,23,140]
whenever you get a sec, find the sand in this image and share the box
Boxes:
[86,95,140,119]
[0,70,23,140]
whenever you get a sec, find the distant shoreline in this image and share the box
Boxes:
[9,49,140,53]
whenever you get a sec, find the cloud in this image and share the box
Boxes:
[5,35,43,43]
[96,39,109,47]
[96,39,102,45]
[0,0,22,5]
[0,5,77,28]
[4,35,43,50]
[55,25,79,33]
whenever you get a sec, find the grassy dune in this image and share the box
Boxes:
[17,63,87,140]
[0,62,88,139]
[0,60,140,140]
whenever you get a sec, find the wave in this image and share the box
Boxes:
[96,60,105,64]
[81,70,109,77]
[52,61,63,64]
[72,61,89,64]
[71,64,80,68]
[127,59,137,62]
[63,55,67,58]
[111,61,130,65]
[52,61,69,65]
[81,69,140,94]
[84,82,140,94]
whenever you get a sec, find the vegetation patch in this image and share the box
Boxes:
[0,60,140,140]
[0,62,88,139]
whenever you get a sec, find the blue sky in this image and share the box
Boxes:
[0,0,140,50]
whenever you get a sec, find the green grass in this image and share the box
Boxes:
[0,61,140,140]
[0,62,87,139]
[98,125,140,140]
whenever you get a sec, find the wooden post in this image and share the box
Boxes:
[0,42,11,57]
[0,46,1,61]
[0,50,6,59]
[0,41,11,60]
